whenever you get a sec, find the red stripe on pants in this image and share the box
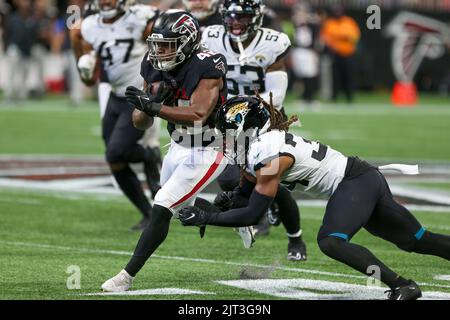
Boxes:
[170,152,224,208]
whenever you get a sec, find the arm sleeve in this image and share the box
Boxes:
[207,190,274,227]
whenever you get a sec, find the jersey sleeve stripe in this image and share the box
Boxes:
[254,152,295,171]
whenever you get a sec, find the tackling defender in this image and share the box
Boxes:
[101,10,229,292]
[77,0,161,230]
[201,0,307,260]
[180,95,450,300]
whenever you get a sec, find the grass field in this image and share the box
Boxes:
[1,92,450,300]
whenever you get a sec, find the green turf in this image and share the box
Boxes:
[1,188,449,300]
[409,182,450,192]
[1,93,450,161]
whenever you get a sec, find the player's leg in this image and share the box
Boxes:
[122,146,226,279]
[365,172,450,260]
[140,117,162,199]
[103,95,152,229]
[317,169,413,295]
[275,186,307,261]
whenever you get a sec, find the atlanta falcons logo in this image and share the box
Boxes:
[172,14,198,41]
[386,12,450,82]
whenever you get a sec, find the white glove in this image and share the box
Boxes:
[77,51,97,81]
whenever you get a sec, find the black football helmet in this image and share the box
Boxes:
[95,0,132,19]
[215,95,270,165]
[220,0,265,42]
[147,10,201,71]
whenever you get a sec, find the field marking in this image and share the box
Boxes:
[434,275,450,281]
[217,279,450,300]
[82,288,214,296]
[1,240,450,291]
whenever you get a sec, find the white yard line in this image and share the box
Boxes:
[1,240,450,291]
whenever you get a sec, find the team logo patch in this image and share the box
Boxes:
[172,14,198,41]
[226,102,249,123]
[215,61,226,74]
[255,54,266,64]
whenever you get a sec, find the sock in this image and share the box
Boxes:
[318,237,409,288]
[414,231,450,260]
[125,205,172,276]
[112,166,151,218]
[275,186,301,235]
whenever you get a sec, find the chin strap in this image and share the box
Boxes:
[236,40,250,66]
[378,164,419,175]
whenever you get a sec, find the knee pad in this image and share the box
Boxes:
[151,205,173,224]
[106,146,126,164]
[318,236,346,257]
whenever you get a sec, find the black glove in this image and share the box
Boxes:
[213,191,234,211]
[179,206,211,226]
[125,86,162,117]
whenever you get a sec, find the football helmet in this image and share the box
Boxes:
[220,0,265,42]
[95,0,132,19]
[215,95,270,165]
[182,0,220,21]
[146,10,201,71]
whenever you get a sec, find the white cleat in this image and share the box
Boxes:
[236,227,255,249]
[101,269,134,292]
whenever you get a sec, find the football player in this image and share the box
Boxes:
[78,0,161,230]
[180,95,450,300]
[101,10,230,292]
[182,0,222,30]
[201,0,307,260]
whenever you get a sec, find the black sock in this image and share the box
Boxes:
[275,186,301,235]
[288,235,303,244]
[125,205,172,276]
[112,166,151,218]
[318,237,409,288]
[414,231,450,260]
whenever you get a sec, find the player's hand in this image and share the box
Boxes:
[125,86,162,117]
[213,191,234,211]
[77,51,96,81]
[179,206,210,226]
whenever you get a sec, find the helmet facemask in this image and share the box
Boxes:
[147,35,189,71]
[221,1,264,43]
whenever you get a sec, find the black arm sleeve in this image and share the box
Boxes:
[207,190,274,227]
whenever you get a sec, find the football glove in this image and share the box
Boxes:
[125,86,162,117]
[77,51,97,81]
[179,206,210,226]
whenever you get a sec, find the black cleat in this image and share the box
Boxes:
[385,280,422,300]
[130,217,150,232]
[287,241,307,261]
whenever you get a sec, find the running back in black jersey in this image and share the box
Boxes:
[140,47,228,147]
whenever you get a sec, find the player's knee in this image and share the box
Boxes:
[106,146,127,163]
[151,205,173,225]
[318,236,347,257]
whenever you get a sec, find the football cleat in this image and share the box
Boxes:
[236,226,255,249]
[287,241,307,261]
[101,269,134,292]
[385,280,422,300]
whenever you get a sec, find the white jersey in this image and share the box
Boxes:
[201,25,290,98]
[81,5,157,96]
[246,130,348,198]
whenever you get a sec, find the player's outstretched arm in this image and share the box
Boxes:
[258,57,289,109]
[179,156,293,227]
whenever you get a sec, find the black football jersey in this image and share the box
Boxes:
[140,48,228,147]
